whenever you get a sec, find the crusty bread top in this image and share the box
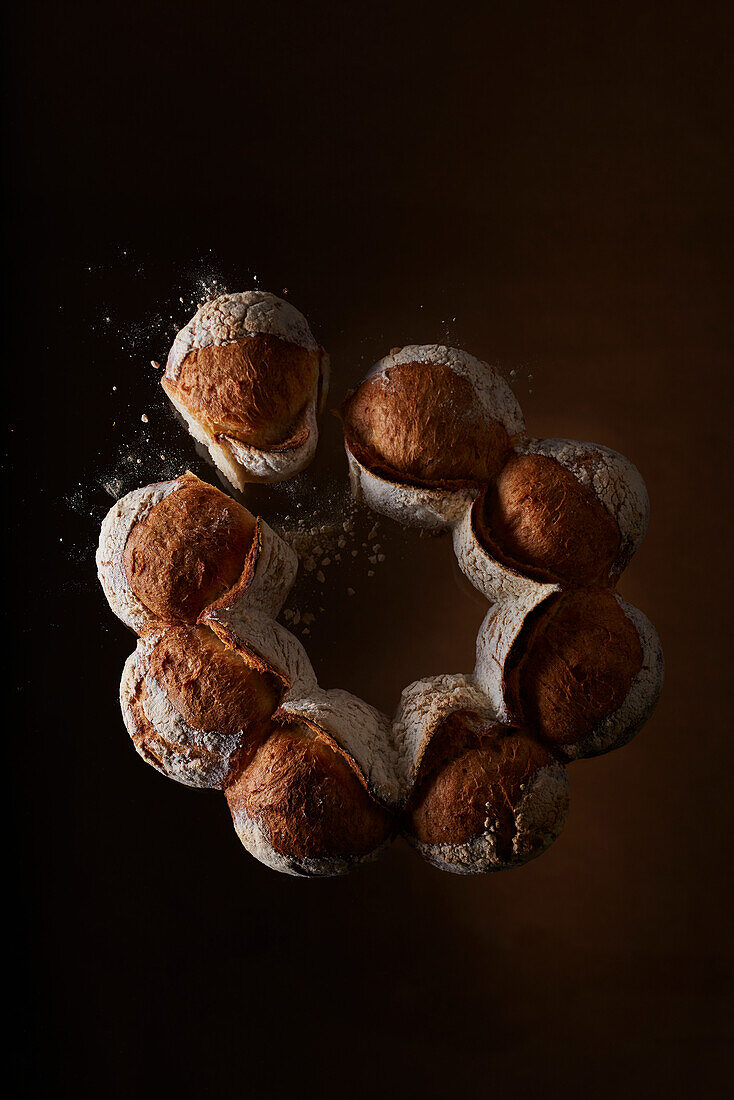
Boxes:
[122,473,257,623]
[121,650,248,790]
[162,334,321,449]
[98,473,297,637]
[363,345,524,436]
[475,452,622,585]
[406,711,558,856]
[341,344,524,487]
[225,722,392,859]
[97,478,181,632]
[521,438,649,574]
[120,621,282,791]
[144,623,281,739]
[166,291,319,376]
[504,588,644,746]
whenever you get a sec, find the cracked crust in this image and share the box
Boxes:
[225,722,394,877]
[346,444,478,531]
[519,438,650,577]
[352,344,525,449]
[121,474,257,623]
[403,713,570,873]
[162,291,328,488]
[166,291,319,366]
[561,598,664,760]
[201,608,318,702]
[201,515,298,622]
[454,438,650,594]
[476,589,663,761]
[97,473,297,633]
[120,625,280,789]
[475,453,621,585]
[203,607,397,808]
[392,674,499,800]
[505,589,643,747]
[341,344,524,530]
[473,586,561,720]
[97,478,185,632]
[280,689,399,809]
[454,495,562,602]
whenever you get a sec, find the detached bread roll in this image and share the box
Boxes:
[225,721,393,876]
[476,587,664,760]
[340,345,524,528]
[473,439,649,586]
[121,624,281,788]
[96,472,297,633]
[404,710,569,873]
[161,291,329,488]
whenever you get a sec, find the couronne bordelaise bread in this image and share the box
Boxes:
[97,292,664,877]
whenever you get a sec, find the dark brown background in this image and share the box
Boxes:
[7,2,733,1097]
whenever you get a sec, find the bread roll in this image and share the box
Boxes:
[161,291,329,488]
[96,472,297,632]
[475,588,664,760]
[226,721,393,876]
[121,623,281,788]
[341,345,524,529]
[473,439,649,586]
[403,710,569,873]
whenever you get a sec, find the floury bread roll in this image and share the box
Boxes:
[403,710,569,874]
[392,676,569,874]
[340,345,525,529]
[225,720,394,877]
[121,624,282,789]
[470,439,650,588]
[475,587,664,761]
[161,291,329,489]
[96,472,298,632]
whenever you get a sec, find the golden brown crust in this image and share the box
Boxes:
[146,624,281,740]
[340,361,512,486]
[123,474,256,623]
[225,723,393,860]
[124,660,243,783]
[505,589,643,746]
[162,333,321,448]
[475,453,621,585]
[406,712,556,859]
